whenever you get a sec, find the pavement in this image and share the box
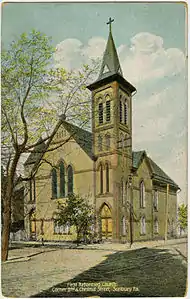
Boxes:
[2,238,187,297]
[8,237,187,260]
[2,248,115,297]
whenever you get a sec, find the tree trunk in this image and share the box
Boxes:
[1,201,11,261]
[2,152,21,261]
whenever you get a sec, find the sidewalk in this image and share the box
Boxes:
[7,237,187,262]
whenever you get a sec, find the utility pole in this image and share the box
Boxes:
[128,174,133,247]
[164,184,169,242]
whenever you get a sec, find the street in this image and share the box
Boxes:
[2,242,187,297]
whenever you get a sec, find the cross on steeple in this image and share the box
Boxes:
[107,17,114,32]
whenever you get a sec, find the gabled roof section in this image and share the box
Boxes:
[98,30,123,81]
[132,151,146,169]
[132,150,179,189]
[24,120,64,172]
[24,120,93,171]
[148,157,179,189]
[62,121,93,159]
[24,137,47,166]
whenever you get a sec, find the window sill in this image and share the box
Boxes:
[51,196,69,200]
[105,192,112,196]
[97,121,111,126]
[98,193,104,197]
[53,233,72,235]
[98,193,112,197]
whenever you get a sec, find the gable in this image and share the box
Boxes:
[132,151,179,190]
[148,157,179,189]
[24,120,93,174]
[136,155,152,180]
[62,121,93,159]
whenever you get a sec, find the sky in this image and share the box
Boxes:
[2,2,187,204]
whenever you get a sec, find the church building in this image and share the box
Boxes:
[24,19,179,243]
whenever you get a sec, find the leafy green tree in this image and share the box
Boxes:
[1,30,98,261]
[178,204,187,233]
[55,194,94,245]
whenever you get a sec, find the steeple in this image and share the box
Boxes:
[98,17,123,80]
[87,18,136,93]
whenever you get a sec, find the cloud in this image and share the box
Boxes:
[121,32,185,85]
[54,38,83,69]
[82,37,106,59]
[54,37,106,69]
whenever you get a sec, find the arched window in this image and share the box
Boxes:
[100,164,103,194]
[124,101,128,125]
[125,182,129,203]
[105,134,110,151]
[140,181,145,208]
[167,219,170,234]
[106,98,111,122]
[67,165,73,195]
[98,135,102,152]
[141,216,146,235]
[171,219,175,236]
[51,168,57,199]
[119,99,123,123]
[153,190,158,211]
[154,218,159,233]
[54,221,70,234]
[60,161,65,198]
[105,163,109,193]
[122,216,126,235]
[121,179,125,205]
[98,102,103,124]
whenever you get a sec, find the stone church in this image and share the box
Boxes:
[24,20,179,243]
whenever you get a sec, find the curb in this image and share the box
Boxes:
[174,248,187,261]
[4,249,57,264]
[3,257,31,264]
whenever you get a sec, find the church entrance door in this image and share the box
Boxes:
[100,204,112,240]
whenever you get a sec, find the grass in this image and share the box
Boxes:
[32,247,187,297]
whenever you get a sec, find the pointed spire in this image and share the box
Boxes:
[87,18,136,93]
[98,17,123,80]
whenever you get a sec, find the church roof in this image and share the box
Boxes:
[148,157,179,188]
[62,121,93,159]
[24,137,47,166]
[132,150,146,169]
[24,121,93,168]
[132,151,179,189]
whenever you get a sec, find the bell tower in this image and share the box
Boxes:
[87,18,136,241]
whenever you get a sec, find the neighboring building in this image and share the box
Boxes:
[24,21,179,243]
